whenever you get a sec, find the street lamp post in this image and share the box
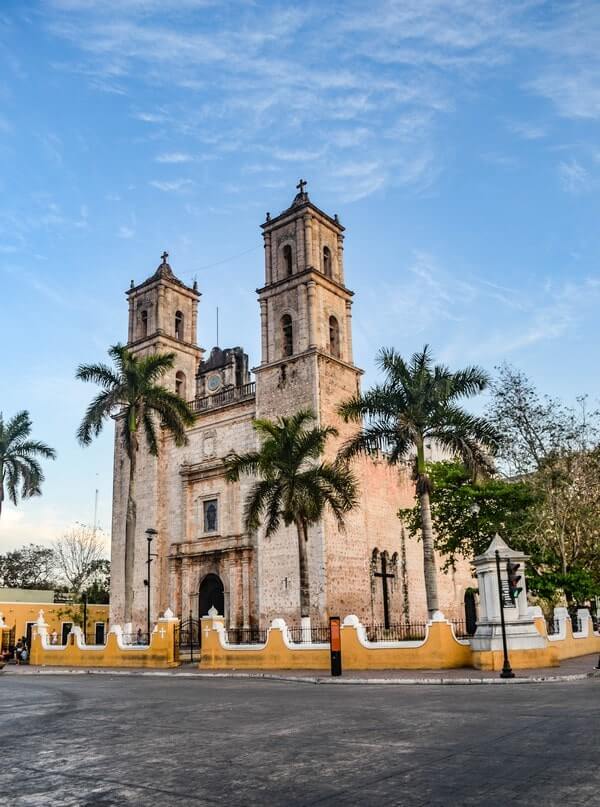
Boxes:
[144,528,158,642]
[470,501,481,543]
[495,549,515,679]
[82,591,88,643]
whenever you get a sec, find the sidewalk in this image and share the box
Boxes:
[3,654,599,684]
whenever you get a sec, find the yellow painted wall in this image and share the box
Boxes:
[200,616,472,671]
[544,619,600,661]
[340,620,472,670]
[201,617,330,670]
[0,600,109,641]
[29,618,179,669]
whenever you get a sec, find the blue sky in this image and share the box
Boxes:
[1,0,599,550]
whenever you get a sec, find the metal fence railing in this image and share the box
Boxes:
[450,619,472,638]
[121,632,150,645]
[287,626,331,644]
[364,622,428,642]
[226,627,267,645]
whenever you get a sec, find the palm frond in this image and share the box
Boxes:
[338,421,399,461]
[224,452,263,482]
[11,440,56,460]
[75,362,121,389]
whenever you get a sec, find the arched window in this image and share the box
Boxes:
[283,245,293,277]
[323,246,332,277]
[175,371,186,399]
[281,314,293,357]
[140,310,148,338]
[175,310,184,340]
[329,315,340,358]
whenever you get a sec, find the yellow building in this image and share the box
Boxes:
[0,588,109,648]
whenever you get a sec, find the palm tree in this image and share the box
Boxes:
[339,346,499,617]
[76,343,196,623]
[224,410,358,626]
[0,411,56,518]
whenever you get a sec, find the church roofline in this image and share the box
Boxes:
[261,182,344,233]
[127,251,200,297]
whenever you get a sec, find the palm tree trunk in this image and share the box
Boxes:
[415,440,439,618]
[124,434,137,625]
[296,519,311,619]
[418,487,439,617]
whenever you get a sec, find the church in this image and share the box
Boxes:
[110,183,473,632]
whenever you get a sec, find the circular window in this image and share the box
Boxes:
[207,373,222,392]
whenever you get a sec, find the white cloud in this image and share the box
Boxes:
[149,178,193,192]
[558,159,590,193]
[155,152,193,163]
[118,225,135,238]
[507,121,547,140]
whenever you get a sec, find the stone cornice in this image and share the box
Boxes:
[252,348,363,377]
[256,266,354,299]
[169,535,253,560]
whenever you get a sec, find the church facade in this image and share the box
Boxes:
[110,186,474,631]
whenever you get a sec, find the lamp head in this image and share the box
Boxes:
[145,527,158,541]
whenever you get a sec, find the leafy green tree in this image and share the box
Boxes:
[339,346,499,616]
[487,364,600,606]
[0,411,56,518]
[398,462,538,569]
[83,559,110,604]
[76,344,196,622]
[0,544,57,589]
[225,410,358,623]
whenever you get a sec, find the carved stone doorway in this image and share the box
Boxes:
[198,573,225,618]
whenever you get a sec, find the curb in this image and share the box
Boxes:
[2,667,599,685]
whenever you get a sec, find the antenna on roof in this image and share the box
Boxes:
[216,306,219,347]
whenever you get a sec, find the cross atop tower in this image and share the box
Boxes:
[296,178,307,195]
[161,251,169,265]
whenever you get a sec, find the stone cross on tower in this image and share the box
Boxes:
[296,178,307,195]
[161,251,169,264]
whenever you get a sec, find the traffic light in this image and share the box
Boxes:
[506,560,522,603]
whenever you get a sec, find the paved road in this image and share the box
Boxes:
[1,675,598,806]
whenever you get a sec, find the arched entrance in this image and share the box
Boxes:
[199,573,225,618]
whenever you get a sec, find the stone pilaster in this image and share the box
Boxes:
[264,232,272,284]
[345,299,353,364]
[303,214,313,269]
[306,280,317,349]
[260,300,268,364]
[241,554,250,629]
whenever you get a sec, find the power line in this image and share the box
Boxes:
[183,244,262,278]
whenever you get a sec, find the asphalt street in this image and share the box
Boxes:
[1,675,598,806]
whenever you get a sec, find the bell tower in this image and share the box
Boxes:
[253,183,364,626]
[126,251,203,399]
[255,181,361,448]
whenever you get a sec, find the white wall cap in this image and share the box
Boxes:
[430,610,447,623]
[270,618,287,630]
[342,614,361,628]
[528,605,544,619]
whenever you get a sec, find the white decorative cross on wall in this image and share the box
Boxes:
[158,627,166,639]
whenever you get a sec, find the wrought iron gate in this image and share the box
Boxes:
[178,617,201,663]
